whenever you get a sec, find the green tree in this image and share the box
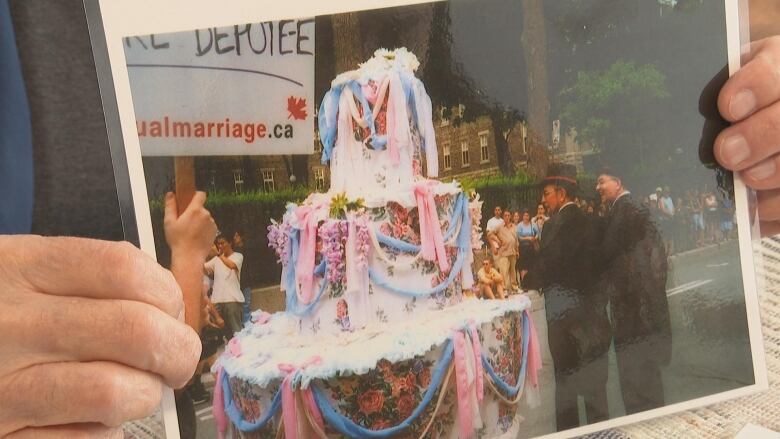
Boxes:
[560,60,669,173]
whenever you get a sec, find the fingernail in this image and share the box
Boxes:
[730,90,756,120]
[720,134,750,166]
[747,159,776,181]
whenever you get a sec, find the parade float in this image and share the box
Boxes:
[213,48,542,439]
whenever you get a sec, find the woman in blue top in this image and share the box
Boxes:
[515,209,539,289]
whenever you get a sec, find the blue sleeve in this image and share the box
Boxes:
[0,0,34,234]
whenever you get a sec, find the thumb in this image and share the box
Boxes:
[164,192,178,224]
[183,191,208,217]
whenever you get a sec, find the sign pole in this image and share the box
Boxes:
[174,156,196,214]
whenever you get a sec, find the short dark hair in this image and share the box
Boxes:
[215,233,230,245]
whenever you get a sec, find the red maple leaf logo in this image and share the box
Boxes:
[287,96,307,121]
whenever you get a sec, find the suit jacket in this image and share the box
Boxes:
[528,203,611,366]
[532,203,598,292]
[599,193,672,365]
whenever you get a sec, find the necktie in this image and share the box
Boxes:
[0,0,34,234]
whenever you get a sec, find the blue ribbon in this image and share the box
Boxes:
[320,80,387,164]
[318,85,343,165]
[312,340,454,438]
[222,309,531,436]
[369,193,472,299]
[399,71,420,139]
[482,310,530,398]
[368,249,467,298]
[375,194,464,254]
[348,81,385,151]
[222,370,283,432]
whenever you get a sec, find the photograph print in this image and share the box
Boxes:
[102,0,766,437]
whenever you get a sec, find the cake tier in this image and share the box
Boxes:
[268,180,482,337]
[214,296,541,439]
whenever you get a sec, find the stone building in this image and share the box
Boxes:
[549,124,597,174]
[157,106,551,197]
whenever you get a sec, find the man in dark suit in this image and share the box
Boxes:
[595,169,672,414]
[528,164,612,431]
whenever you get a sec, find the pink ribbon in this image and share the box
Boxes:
[452,331,475,439]
[385,75,401,165]
[414,181,450,272]
[278,356,325,439]
[468,322,485,403]
[295,206,319,304]
[213,367,228,439]
[252,311,271,325]
[227,337,242,358]
[525,310,542,389]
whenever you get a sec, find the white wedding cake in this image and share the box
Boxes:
[213,49,541,439]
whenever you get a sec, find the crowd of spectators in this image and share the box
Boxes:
[477,183,736,298]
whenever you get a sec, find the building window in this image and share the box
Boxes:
[461,142,470,167]
[443,143,451,170]
[479,131,489,163]
[233,169,244,194]
[260,169,275,192]
[453,104,465,119]
[314,168,325,190]
[439,107,449,127]
[314,130,323,152]
[521,123,528,155]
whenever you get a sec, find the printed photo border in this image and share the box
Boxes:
[85,0,768,437]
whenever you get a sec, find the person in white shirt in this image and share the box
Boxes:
[204,234,244,337]
[485,205,505,233]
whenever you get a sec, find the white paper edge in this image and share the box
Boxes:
[93,0,768,437]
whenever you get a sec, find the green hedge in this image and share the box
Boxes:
[148,176,597,287]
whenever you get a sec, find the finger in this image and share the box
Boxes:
[5,236,183,318]
[760,220,780,238]
[714,101,780,172]
[182,191,216,228]
[757,186,780,222]
[163,192,178,225]
[184,191,207,213]
[719,37,780,122]
[0,361,162,431]
[6,424,123,439]
[21,294,200,388]
[736,154,780,190]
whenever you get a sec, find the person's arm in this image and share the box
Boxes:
[164,191,218,332]
[205,299,225,329]
[204,256,216,276]
[219,254,239,271]
[487,233,500,253]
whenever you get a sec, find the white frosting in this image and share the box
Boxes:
[332,48,420,87]
[219,295,532,388]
